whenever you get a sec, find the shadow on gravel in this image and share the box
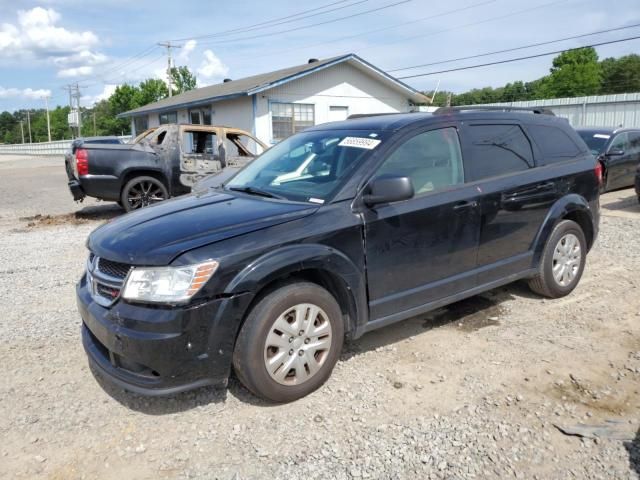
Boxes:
[601,196,640,213]
[90,365,274,414]
[626,427,640,476]
[343,282,537,360]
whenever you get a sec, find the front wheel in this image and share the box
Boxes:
[233,282,344,403]
[528,220,587,298]
[120,176,168,212]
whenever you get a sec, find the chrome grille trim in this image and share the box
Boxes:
[87,255,130,307]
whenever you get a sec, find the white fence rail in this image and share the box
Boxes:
[0,136,132,156]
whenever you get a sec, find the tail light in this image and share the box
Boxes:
[76,148,89,176]
[594,161,603,187]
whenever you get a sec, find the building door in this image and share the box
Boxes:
[329,106,349,122]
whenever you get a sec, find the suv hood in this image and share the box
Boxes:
[88,190,318,265]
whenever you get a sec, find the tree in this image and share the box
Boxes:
[136,78,169,105]
[600,54,640,94]
[539,47,601,98]
[170,66,197,95]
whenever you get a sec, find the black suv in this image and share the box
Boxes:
[577,127,640,192]
[78,108,600,402]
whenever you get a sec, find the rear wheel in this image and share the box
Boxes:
[233,282,344,403]
[120,176,168,212]
[528,220,587,298]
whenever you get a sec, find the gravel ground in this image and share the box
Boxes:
[0,155,639,479]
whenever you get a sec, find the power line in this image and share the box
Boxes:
[197,0,413,46]
[388,21,640,72]
[170,0,370,42]
[397,34,640,79]
[225,0,497,63]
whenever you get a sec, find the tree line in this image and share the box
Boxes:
[0,66,197,144]
[431,48,640,106]
[1,49,639,143]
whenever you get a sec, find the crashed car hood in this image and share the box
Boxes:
[88,190,318,265]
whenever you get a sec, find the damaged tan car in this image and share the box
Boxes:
[66,124,267,211]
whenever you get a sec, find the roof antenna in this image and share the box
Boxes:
[427,79,441,104]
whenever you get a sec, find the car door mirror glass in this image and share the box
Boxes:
[364,175,414,206]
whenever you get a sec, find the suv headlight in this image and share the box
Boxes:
[122,260,219,304]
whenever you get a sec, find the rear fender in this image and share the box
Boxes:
[531,194,595,266]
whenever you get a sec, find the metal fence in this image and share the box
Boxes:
[478,92,640,128]
[0,136,132,156]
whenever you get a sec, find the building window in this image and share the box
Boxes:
[271,103,314,141]
[133,116,148,134]
[159,111,178,124]
[189,108,212,125]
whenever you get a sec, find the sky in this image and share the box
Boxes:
[0,0,639,111]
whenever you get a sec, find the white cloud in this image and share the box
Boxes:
[81,84,117,106]
[0,7,105,78]
[0,86,51,99]
[197,50,229,83]
[178,39,197,62]
[0,7,98,58]
[58,65,93,77]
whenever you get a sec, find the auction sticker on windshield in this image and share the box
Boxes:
[338,137,381,150]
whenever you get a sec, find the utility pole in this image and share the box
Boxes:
[158,41,182,97]
[19,120,25,144]
[26,110,32,143]
[93,111,96,136]
[43,95,52,142]
[63,83,83,138]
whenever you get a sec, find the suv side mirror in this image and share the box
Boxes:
[363,175,414,206]
[606,148,624,156]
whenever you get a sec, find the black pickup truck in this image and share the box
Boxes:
[65,124,267,211]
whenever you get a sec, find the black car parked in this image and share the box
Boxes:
[78,107,600,402]
[577,127,640,192]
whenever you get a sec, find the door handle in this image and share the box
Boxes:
[453,200,478,211]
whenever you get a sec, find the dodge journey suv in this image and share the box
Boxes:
[78,107,600,402]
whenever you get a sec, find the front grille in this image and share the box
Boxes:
[98,258,132,279]
[96,283,120,301]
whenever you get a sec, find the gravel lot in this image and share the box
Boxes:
[1,155,639,480]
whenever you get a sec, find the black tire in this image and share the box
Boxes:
[120,176,168,212]
[233,282,344,403]
[528,220,587,298]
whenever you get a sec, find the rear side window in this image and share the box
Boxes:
[466,124,533,180]
[528,125,581,164]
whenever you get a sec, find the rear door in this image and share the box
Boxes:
[460,122,561,284]
[362,125,481,322]
[605,132,640,190]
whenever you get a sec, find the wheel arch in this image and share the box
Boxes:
[531,194,596,266]
[225,244,368,340]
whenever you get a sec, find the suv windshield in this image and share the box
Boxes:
[226,130,381,203]
[578,131,610,155]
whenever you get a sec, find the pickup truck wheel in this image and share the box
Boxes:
[121,176,168,212]
[233,282,344,403]
[528,220,586,298]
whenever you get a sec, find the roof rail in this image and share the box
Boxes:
[346,112,404,120]
[433,106,555,116]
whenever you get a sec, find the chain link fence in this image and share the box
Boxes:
[0,136,132,156]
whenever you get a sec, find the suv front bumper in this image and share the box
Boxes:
[77,274,252,396]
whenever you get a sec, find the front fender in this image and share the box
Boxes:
[531,194,595,265]
[225,244,368,336]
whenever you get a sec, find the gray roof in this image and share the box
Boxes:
[118,54,429,118]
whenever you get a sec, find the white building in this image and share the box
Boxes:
[119,54,429,145]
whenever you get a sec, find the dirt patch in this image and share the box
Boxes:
[20,206,122,228]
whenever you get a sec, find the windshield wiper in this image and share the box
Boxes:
[228,185,286,200]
